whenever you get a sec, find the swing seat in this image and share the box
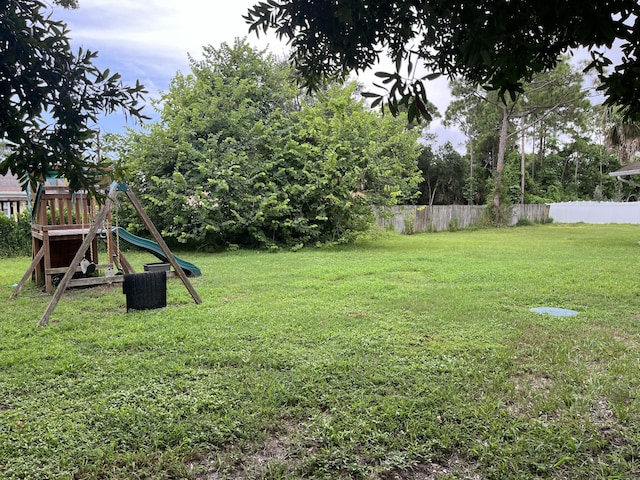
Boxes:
[79,258,96,275]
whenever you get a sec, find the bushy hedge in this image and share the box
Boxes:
[113,41,422,250]
[0,212,31,257]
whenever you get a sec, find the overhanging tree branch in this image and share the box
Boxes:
[246,0,640,123]
[0,0,148,195]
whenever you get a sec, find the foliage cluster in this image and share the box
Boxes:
[113,40,422,250]
[0,212,31,257]
[5,0,640,204]
[417,142,468,206]
[1,225,639,479]
[246,0,640,123]
[414,141,628,208]
[416,60,640,214]
[0,0,146,194]
[244,1,640,220]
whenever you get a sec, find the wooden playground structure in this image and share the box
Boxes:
[10,179,202,326]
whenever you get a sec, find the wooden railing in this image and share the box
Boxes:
[33,186,99,231]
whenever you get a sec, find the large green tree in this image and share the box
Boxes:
[116,40,421,249]
[0,0,147,193]
[446,61,592,222]
[245,0,640,122]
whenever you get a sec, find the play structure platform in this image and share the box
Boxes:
[29,183,106,293]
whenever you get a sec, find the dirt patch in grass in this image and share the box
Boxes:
[506,373,554,418]
[591,397,615,426]
[590,325,639,350]
[379,455,481,480]
[193,420,301,480]
[193,426,483,480]
[590,397,627,448]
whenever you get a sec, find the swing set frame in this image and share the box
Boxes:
[10,180,202,326]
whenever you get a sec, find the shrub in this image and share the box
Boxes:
[115,42,422,250]
[0,212,31,257]
[515,218,534,227]
[481,202,514,227]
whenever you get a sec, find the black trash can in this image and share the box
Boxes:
[122,271,167,312]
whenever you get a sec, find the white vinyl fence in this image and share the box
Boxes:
[548,201,640,224]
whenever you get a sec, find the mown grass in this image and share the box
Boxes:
[1,224,639,479]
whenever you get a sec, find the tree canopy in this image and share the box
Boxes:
[52,0,78,8]
[435,61,633,209]
[245,0,640,122]
[0,0,147,193]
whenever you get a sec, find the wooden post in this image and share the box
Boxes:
[43,232,52,293]
[32,236,43,286]
[38,182,118,326]
[9,246,45,300]
[124,187,202,305]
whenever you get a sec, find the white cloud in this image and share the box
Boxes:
[45,1,625,150]
[50,0,464,146]
[49,0,288,131]
[55,1,285,65]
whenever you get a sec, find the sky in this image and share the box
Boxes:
[50,0,464,148]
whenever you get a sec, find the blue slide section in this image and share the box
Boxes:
[112,227,202,277]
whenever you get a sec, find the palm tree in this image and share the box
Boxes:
[604,107,640,164]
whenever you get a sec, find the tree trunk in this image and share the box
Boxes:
[538,135,545,171]
[531,135,536,180]
[429,179,438,207]
[469,139,474,205]
[492,107,510,223]
[520,116,526,205]
[561,156,568,185]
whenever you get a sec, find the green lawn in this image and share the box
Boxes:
[1,224,639,479]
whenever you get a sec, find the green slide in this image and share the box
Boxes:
[112,227,202,277]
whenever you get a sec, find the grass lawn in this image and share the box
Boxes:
[1,224,639,479]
